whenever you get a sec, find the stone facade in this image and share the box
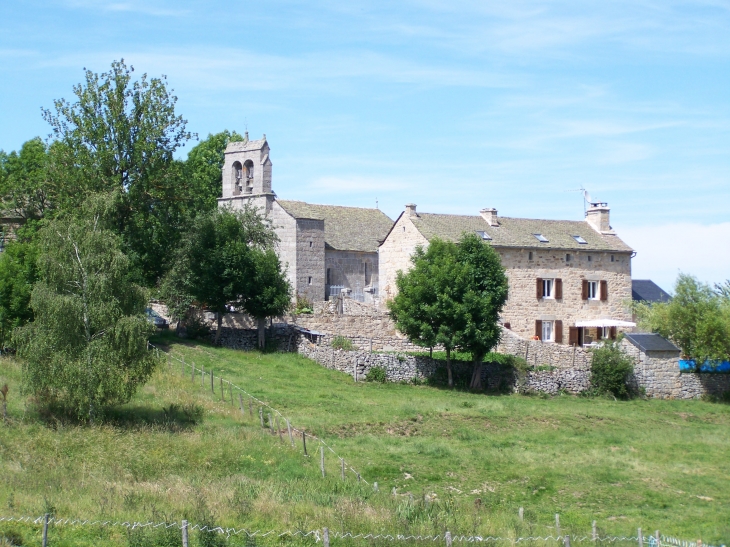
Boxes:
[325,250,379,304]
[379,203,634,343]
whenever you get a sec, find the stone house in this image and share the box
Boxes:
[379,202,635,345]
[217,135,392,304]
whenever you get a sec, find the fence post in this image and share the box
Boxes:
[320,445,326,478]
[182,519,189,547]
[555,514,560,536]
[249,398,253,418]
[655,531,660,547]
[42,513,49,547]
[519,507,523,522]
[220,377,225,401]
[239,393,243,414]
[229,382,233,405]
[259,407,264,428]
[341,458,345,481]
[302,430,308,456]
[374,482,379,492]
[638,528,643,547]
[201,365,205,387]
[445,530,452,547]
[276,416,283,441]
[565,535,571,547]
[287,419,294,446]
[357,472,361,482]
[593,521,598,542]
[210,370,214,392]
[323,527,330,547]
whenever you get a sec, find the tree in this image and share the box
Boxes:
[0,138,53,220]
[243,248,291,349]
[164,206,280,345]
[590,341,635,399]
[388,238,467,387]
[42,59,194,285]
[184,131,244,212]
[13,201,157,421]
[0,225,39,349]
[634,273,730,364]
[452,233,509,390]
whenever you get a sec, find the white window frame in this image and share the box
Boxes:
[542,278,554,299]
[601,326,610,339]
[542,320,554,342]
[587,281,599,300]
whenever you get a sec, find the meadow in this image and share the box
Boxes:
[0,332,728,546]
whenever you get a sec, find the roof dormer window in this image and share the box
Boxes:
[475,231,492,241]
[533,234,549,243]
[572,235,588,244]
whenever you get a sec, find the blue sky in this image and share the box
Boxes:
[1,0,729,291]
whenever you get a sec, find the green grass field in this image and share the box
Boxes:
[0,332,728,546]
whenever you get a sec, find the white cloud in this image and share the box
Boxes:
[619,222,730,292]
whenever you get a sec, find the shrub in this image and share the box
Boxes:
[589,342,635,399]
[294,294,313,314]
[365,366,387,383]
[331,336,355,351]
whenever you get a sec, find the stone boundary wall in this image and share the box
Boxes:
[497,328,593,370]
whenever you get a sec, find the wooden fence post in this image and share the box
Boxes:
[220,377,225,401]
[201,365,205,387]
[519,507,524,522]
[556,514,560,536]
[320,445,326,478]
[191,362,195,382]
[445,530,452,547]
[565,535,571,547]
[374,482,378,492]
[357,472,361,482]
[239,393,243,414]
[210,370,214,392]
[638,528,643,547]
[287,419,294,446]
[182,519,189,547]
[655,531,660,547]
[302,430,308,456]
[276,416,283,441]
[249,398,253,418]
[42,513,49,547]
[323,527,330,547]
[229,382,233,405]
[259,407,264,428]
[592,521,598,542]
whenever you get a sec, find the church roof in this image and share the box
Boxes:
[406,212,633,252]
[277,200,393,253]
[225,138,268,153]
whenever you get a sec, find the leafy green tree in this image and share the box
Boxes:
[243,248,291,349]
[185,131,244,212]
[589,341,635,399]
[634,273,730,364]
[452,233,509,390]
[0,227,39,349]
[42,59,194,285]
[388,238,467,387]
[13,202,157,421]
[164,206,279,345]
[0,138,53,220]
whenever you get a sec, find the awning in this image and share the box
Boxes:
[574,319,636,328]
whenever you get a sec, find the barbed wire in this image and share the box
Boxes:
[0,515,720,546]
[148,342,369,484]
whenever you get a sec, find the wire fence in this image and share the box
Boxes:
[0,515,722,547]
[148,342,369,485]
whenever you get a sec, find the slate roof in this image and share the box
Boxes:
[278,200,393,253]
[624,333,679,353]
[226,138,267,152]
[407,212,633,252]
[632,280,672,303]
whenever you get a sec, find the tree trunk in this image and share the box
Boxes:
[257,317,266,349]
[469,356,483,390]
[446,347,454,388]
[214,312,222,345]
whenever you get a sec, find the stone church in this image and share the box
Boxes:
[217,135,393,304]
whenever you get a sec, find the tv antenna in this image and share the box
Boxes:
[566,186,595,216]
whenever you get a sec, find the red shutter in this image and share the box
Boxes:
[569,327,579,346]
[600,280,608,301]
[555,320,563,344]
[536,278,543,300]
[535,320,542,340]
[555,278,563,299]
[582,280,588,300]
[503,322,511,330]
[610,326,617,340]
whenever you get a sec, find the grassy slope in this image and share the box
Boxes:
[0,333,728,546]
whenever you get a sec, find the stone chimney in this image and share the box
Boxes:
[585,202,612,233]
[480,208,499,226]
[405,203,417,218]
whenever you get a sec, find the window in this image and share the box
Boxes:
[475,230,492,241]
[572,235,588,244]
[611,254,615,262]
[587,281,598,300]
[587,255,592,262]
[308,277,312,285]
[566,253,572,262]
[309,241,313,248]
[244,159,254,180]
[543,279,553,298]
[542,321,553,342]
[533,234,549,243]
[528,251,533,261]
